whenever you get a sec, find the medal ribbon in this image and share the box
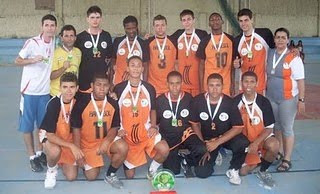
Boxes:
[155,36,167,57]
[60,96,74,124]
[88,28,100,49]
[206,93,223,122]
[168,92,182,120]
[272,47,288,71]
[210,32,224,52]
[91,93,107,122]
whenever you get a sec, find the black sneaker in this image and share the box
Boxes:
[38,153,47,167]
[30,157,44,172]
[181,159,194,178]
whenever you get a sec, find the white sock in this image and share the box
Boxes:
[29,155,36,160]
[36,151,43,157]
[47,164,58,171]
[149,160,161,173]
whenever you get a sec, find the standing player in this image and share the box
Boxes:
[114,56,169,179]
[50,25,81,97]
[197,12,234,96]
[146,15,177,96]
[15,14,57,172]
[112,15,149,85]
[156,71,206,176]
[190,73,249,184]
[70,73,128,189]
[75,5,113,97]
[40,72,83,189]
[233,8,274,94]
[170,9,207,96]
[234,71,279,187]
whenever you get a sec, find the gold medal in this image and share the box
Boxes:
[132,106,138,113]
[93,47,98,54]
[67,54,73,61]
[185,50,189,57]
[271,68,275,74]
[159,53,165,60]
[172,118,178,127]
[247,51,253,59]
[43,57,49,64]
[97,119,103,127]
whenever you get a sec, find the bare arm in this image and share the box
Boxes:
[199,59,205,92]
[50,62,70,80]
[191,122,204,141]
[297,79,305,114]
[143,61,149,81]
[215,126,243,146]
[15,55,43,67]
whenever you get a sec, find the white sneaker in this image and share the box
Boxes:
[44,167,58,189]
[226,169,241,185]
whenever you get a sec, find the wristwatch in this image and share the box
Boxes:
[298,98,305,103]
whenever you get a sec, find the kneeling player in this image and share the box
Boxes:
[156,71,206,176]
[190,73,249,184]
[40,72,82,189]
[234,71,279,187]
[71,73,128,189]
[114,56,169,179]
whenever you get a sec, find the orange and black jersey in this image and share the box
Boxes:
[190,94,243,140]
[156,92,193,147]
[114,80,156,144]
[197,32,234,95]
[40,96,74,141]
[112,36,149,84]
[234,28,275,93]
[70,95,120,149]
[170,29,208,89]
[147,35,177,94]
[75,30,113,91]
[233,93,275,142]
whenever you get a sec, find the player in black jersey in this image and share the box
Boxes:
[156,71,206,176]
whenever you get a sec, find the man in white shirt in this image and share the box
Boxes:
[15,14,57,172]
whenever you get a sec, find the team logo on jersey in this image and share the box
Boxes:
[122,98,132,107]
[178,43,184,50]
[251,116,261,125]
[163,110,172,119]
[219,112,229,121]
[101,41,107,49]
[200,112,209,121]
[133,50,141,56]
[118,48,126,55]
[191,44,198,51]
[241,48,248,56]
[141,99,149,107]
[180,109,189,118]
[254,43,263,51]
[84,41,93,48]
[283,62,290,69]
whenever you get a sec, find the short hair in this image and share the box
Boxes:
[59,25,76,36]
[123,15,138,27]
[180,9,194,20]
[237,8,253,19]
[167,71,182,82]
[41,14,57,26]
[153,14,167,25]
[274,27,290,39]
[87,5,102,17]
[91,72,109,83]
[60,72,78,85]
[209,12,223,20]
[207,73,223,84]
[127,55,143,65]
[241,71,258,82]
